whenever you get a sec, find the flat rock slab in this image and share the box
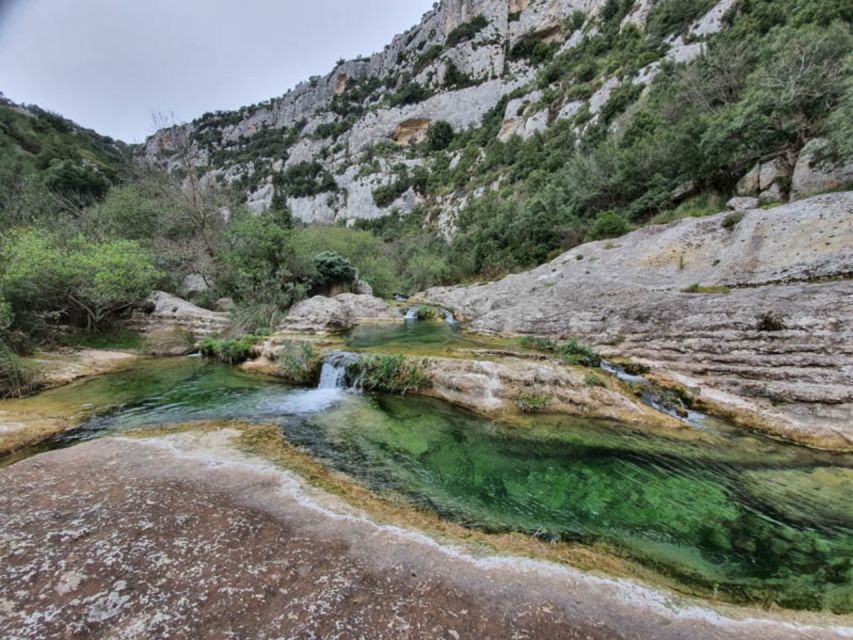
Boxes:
[0,431,848,639]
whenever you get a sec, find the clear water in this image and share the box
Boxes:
[1,358,851,612]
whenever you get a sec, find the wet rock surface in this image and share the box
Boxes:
[1,430,847,640]
[421,193,853,449]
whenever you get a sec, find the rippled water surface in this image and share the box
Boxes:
[2,358,852,612]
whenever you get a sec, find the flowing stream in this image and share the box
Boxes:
[1,354,851,613]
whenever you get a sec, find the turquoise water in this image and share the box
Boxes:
[2,359,852,612]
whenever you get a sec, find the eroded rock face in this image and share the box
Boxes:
[423,355,679,427]
[280,294,402,332]
[138,0,766,230]
[126,291,229,339]
[420,193,853,449]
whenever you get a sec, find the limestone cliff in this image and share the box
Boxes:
[140,0,747,227]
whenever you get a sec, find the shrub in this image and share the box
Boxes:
[509,33,559,65]
[278,340,322,385]
[683,284,731,294]
[273,161,337,198]
[722,212,744,230]
[756,312,786,332]
[353,354,431,394]
[372,180,410,207]
[312,251,358,290]
[515,392,553,412]
[0,340,33,398]
[427,121,455,151]
[646,0,717,40]
[520,336,601,368]
[446,14,489,47]
[199,335,262,364]
[1,229,160,332]
[585,372,607,387]
[590,211,631,240]
[558,339,602,368]
[389,82,432,107]
[443,61,475,89]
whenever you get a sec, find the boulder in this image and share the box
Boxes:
[280,294,402,332]
[791,139,853,200]
[142,327,196,356]
[213,297,236,312]
[735,163,761,196]
[736,156,792,197]
[758,183,785,205]
[180,274,210,299]
[126,291,229,339]
[727,197,759,211]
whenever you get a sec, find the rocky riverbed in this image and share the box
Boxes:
[1,427,849,640]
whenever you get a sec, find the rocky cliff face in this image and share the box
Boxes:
[140,0,745,227]
[420,193,853,449]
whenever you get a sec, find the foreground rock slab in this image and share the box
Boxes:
[0,430,848,640]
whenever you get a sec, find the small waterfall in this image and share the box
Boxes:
[602,359,710,427]
[318,352,361,389]
[441,309,458,325]
[404,306,420,321]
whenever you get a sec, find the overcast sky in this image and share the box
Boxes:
[0,0,434,143]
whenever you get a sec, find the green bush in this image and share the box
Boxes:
[558,339,602,368]
[278,340,322,385]
[199,335,262,364]
[273,161,337,198]
[646,0,717,40]
[427,121,455,151]
[1,229,160,332]
[722,212,744,230]
[520,336,601,368]
[515,392,553,412]
[590,211,631,240]
[312,251,358,290]
[389,82,432,107]
[446,14,489,47]
[372,180,410,207]
[353,354,431,394]
[0,339,33,398]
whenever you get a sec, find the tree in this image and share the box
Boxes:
[70,240,162,329]
[590,210,631,240]
[311,251,357,290]
[1,229,160,331]
[216,209,310,308]
[427,121,455,151]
